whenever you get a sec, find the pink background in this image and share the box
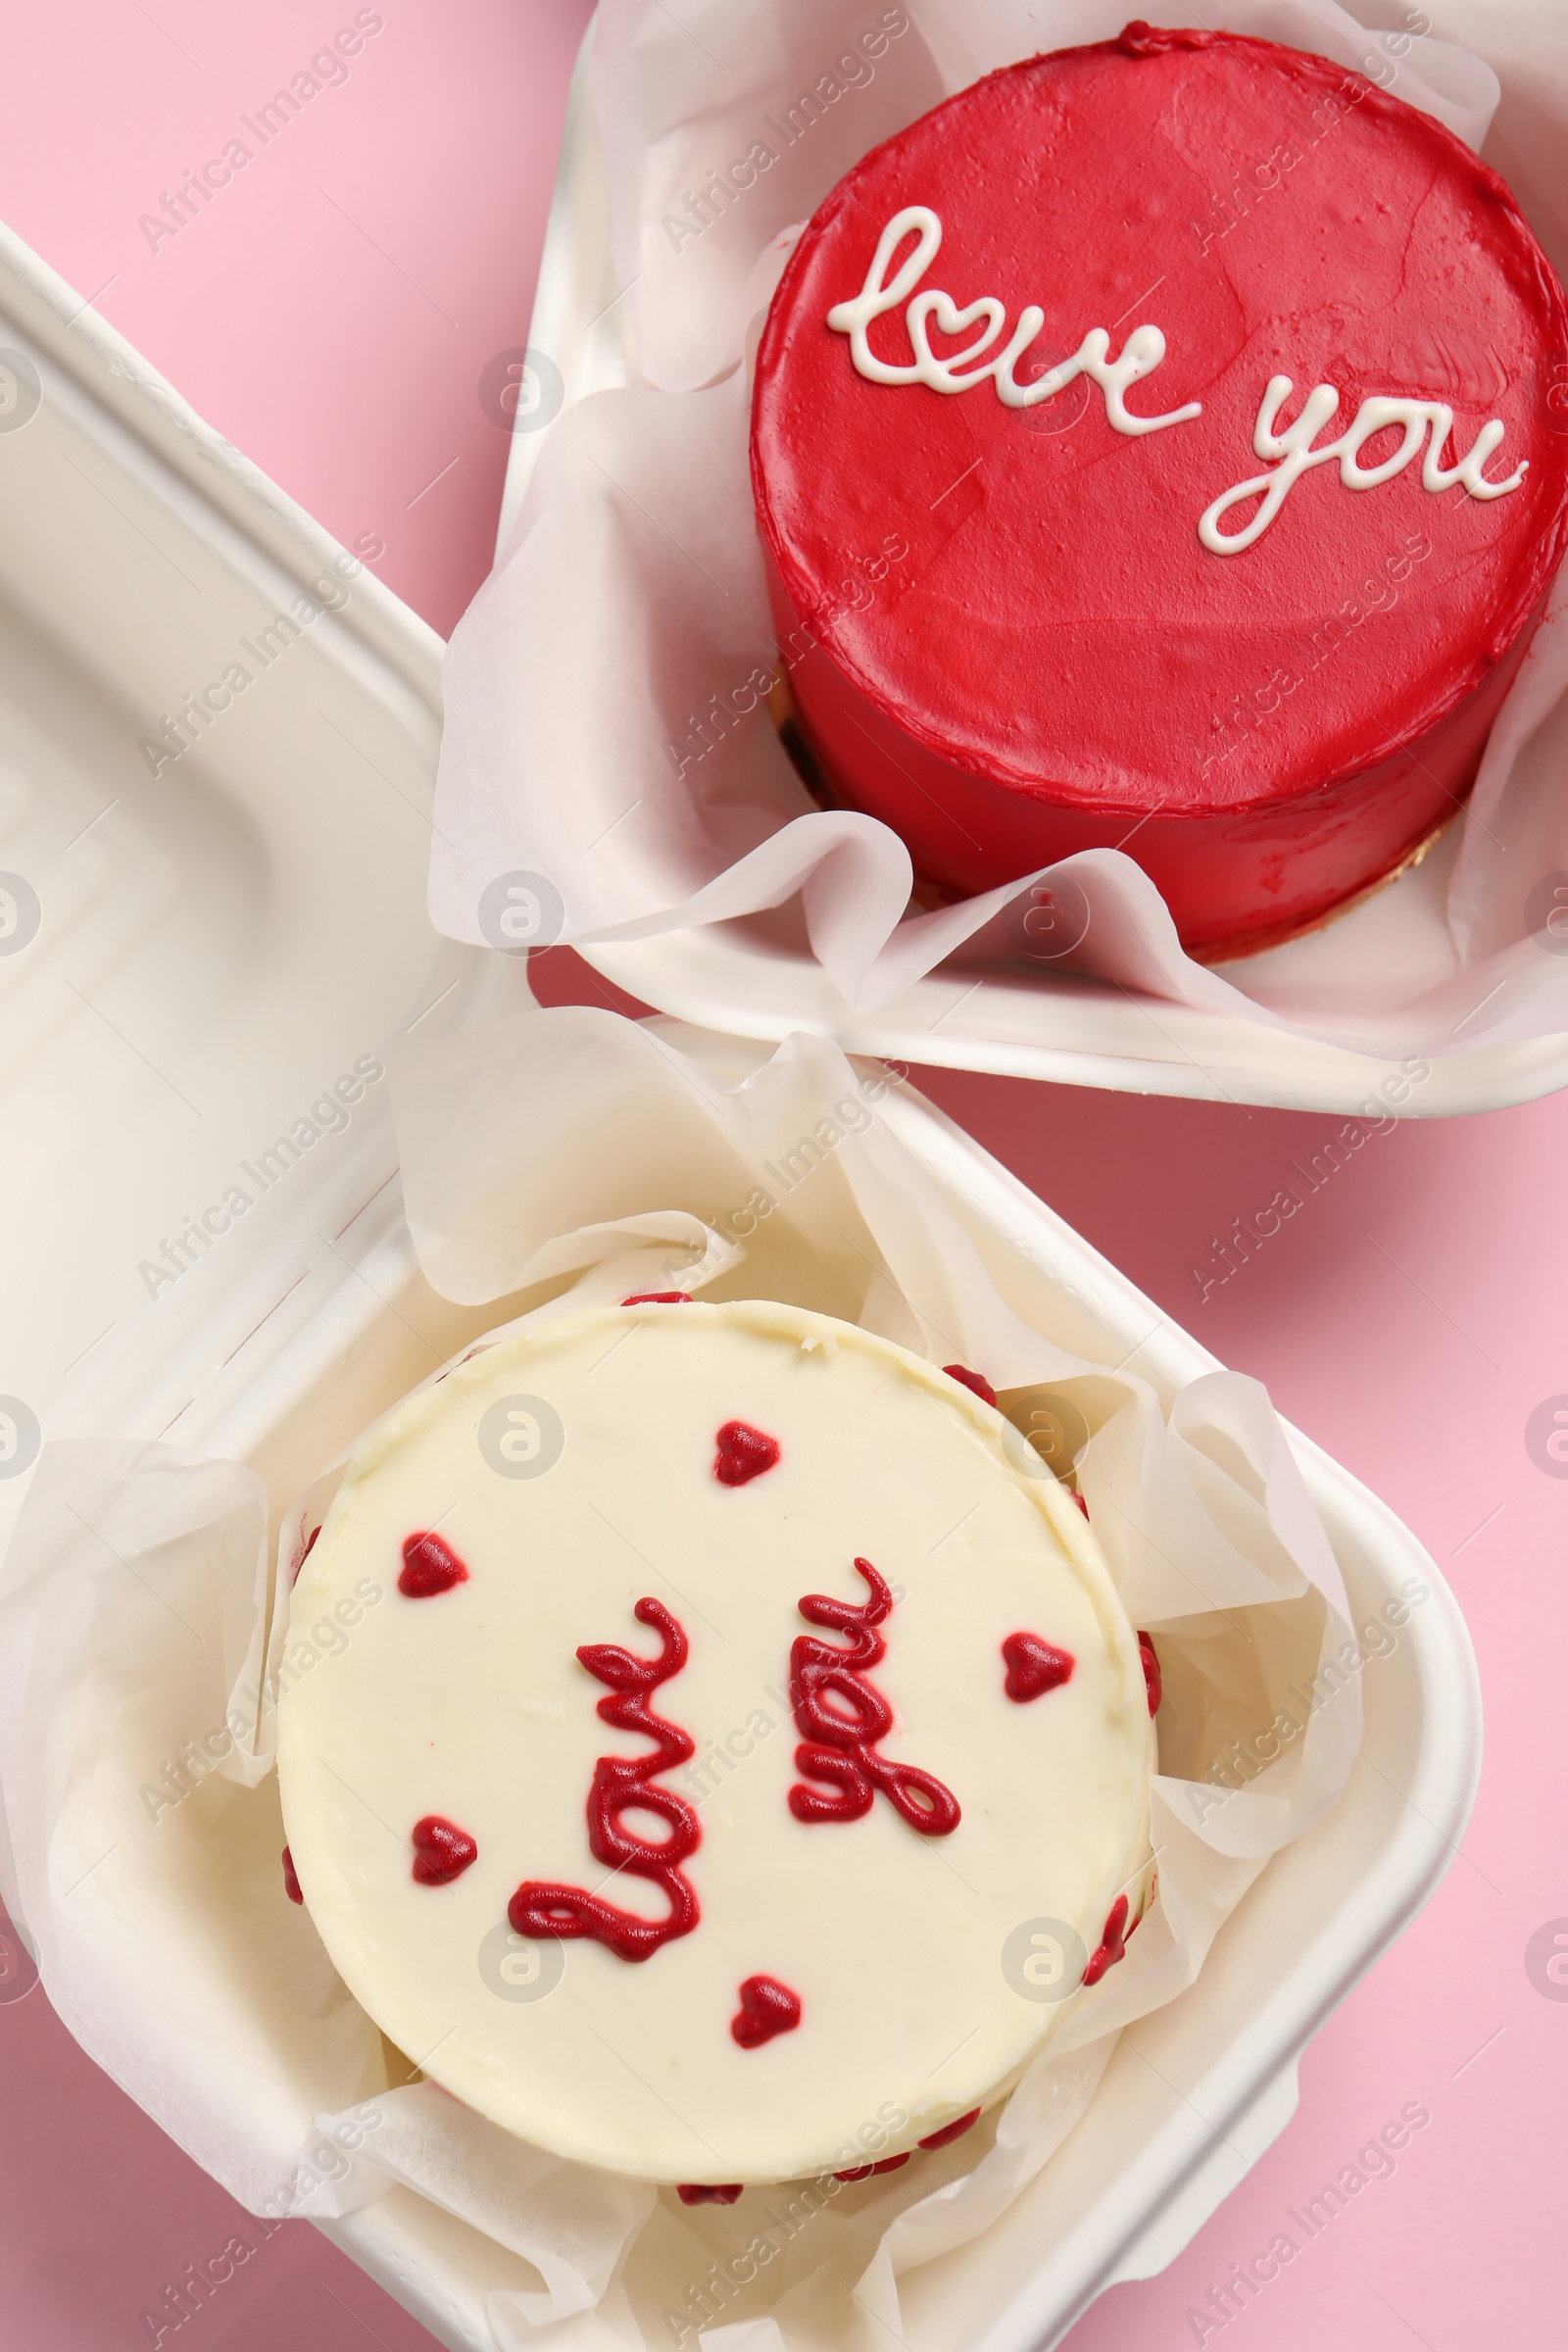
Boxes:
[1,4,1563,2347]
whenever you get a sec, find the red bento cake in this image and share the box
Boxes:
[750,23,1568,960]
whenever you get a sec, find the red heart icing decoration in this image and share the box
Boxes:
[730,1973,803,2048]
[1001,1632,1075,1702]
[918,2107,980,2150]
[411,1815,479,1886]
[399,1531,469,1597]
[281,1845,303,1905]
[1082,1892,1132,1986]
[1138,1631,1161,1715]
[677,2183,744,2205]
[713,1421,781,1487]
[835,2153,910,2180]
[621,1292,691,1304]
[943,1363,997,1407]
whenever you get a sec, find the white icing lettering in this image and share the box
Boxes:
[826,205,1201,437]
[1200,374,1528,554]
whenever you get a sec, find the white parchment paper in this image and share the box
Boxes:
[0,1009,1368,2349]
[427,0,1568,1061]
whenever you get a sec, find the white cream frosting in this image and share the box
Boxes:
[277,1300,1153,2185]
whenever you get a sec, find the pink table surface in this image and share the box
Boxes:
[2,5,1563,2349]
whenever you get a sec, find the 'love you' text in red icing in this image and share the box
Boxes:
[510,1598,702,1962]
[789,1557,960,1836]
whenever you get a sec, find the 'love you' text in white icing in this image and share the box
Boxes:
[826,205,1202,437]
[1200,375,1528,553]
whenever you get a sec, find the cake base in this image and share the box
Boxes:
[278,1300,1155,2185]
[767,562,1537,963]
[766,669,1481,968]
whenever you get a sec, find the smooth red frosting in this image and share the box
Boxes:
[752,26,1568,956]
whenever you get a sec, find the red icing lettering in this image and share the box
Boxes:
[789,1558,960,1836]
[399,1532,469,1598]
[1002,1633,1075,1701]
[677,2183,743,2205]
[510,1598,701,1962]
[835,2152,910,2180]
[731,1974,803,2048]
[281,1846,303,1905]
[621,1291,691,1304]
[1083,1893,1132,1986]
[714,1420,781,1486]
[918,2108,980,2150]
[412,1815,479,1886]
[943,1363,997,1406]
[1138,1631,1161,1714]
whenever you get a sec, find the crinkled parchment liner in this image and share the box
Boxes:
[427,0,1568,1062]
[0,1009,1365,2351]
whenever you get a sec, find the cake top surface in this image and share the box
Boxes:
[751,25,1568,815]
[276,1298,1153,2184]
